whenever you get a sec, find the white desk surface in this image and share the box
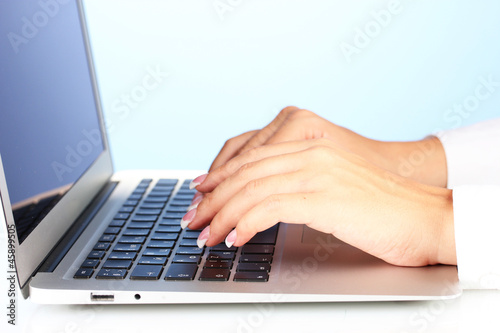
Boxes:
[3,289,500,333]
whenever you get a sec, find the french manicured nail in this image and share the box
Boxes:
[189,173,208,190]
[180,208,197,229]
[197,225,210,248]
[192,191,203,202]
[188,194,203,211]
[225,229,237,248]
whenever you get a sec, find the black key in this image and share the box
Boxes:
[131,215,158,222]
[128,222,154,229]
[136,208,162,216]
[247,225,279,244]
[151,232,178,241]
[147,240,175,248]
[108,251,137,260]
[94,242,112,252]
[172,254,201,264]
[157,179,178,186]
[102,259,132,269]
[170,199,192,206]
[104,227,121,235]
[118,236,146,244]
[81,259,100,268]
[144,196,170,203]
[239,254,273,263]
[123,199,139,207]
[179,239,198,247]
[204,260,232,269]
[138,256,167,265]
[210,243,237,252]
[74,268,94,279]
[157,225,182,233]
[237,263,271,272]
[131,265,163,280]
[109,219,126,227]
[159,218,182,226]
[99,234,115,242]
[128,193,143,200]
[123,228,150,236]
[96,269,127,279]
[164,212,185,219]
[199,268,230,281]
[139,203,165,210]
[166,206,188,213]
[176,246,204,255]
[113,243,141,252]
[241,244,274,255]
[119,206,135,214]
[165,263,197,281]
[142,248,171,257]
[207,251,235,261]
[87,250,106,259]
[234,271,269,282]
[174,194,195,201]
[183,230,202,239]
[149,189,172,196]
[132,188,147,195]
[177,189,197,195]
[114,213,130,220]
[153,184,175,191]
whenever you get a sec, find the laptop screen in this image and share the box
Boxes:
[0,0,104,244]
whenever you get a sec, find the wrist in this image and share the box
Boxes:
[373,138,448,187]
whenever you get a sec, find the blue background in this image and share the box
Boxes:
[83,0,500,172]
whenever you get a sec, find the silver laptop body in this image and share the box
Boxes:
[0,0,461,304]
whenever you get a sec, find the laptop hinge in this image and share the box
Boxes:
[37,181,118,273]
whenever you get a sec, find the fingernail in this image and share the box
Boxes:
[190,174,208,190]
[188,194,203,211]
[197,225,210,248]
[225,229,237,248]
[192,191,203,202]
[180,208,197,229]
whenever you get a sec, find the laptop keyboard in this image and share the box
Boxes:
[74,179,278,282]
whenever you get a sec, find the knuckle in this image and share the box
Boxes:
[243,178,263,196]
[263,194,282,213]
[279,106,299,117]
[223,136,240,150]
[222,156,240,176]
[236,161,255,177]
[288,108,314,121]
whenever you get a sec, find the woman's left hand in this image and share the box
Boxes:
[185,139,456,267]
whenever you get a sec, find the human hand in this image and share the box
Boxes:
[186,139,456,267]
[208,107,447,187]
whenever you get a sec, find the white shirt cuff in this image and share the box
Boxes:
[453,185,500,289]
[435,118,500,188]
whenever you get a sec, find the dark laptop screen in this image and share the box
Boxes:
[0,0,104,243]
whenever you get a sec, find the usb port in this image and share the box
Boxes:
[90,293,114,302]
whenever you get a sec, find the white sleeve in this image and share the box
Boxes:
[435,118,500,289]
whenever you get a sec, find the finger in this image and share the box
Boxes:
[203,171,309,247]
[234,106,301,155]
[197,139,333,193]
[226,192,325,247]
[209,130,258,172]
[188,150,309,230]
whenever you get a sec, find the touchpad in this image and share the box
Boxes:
[301,225,340,245]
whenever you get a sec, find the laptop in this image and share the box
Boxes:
[0,0,461,304]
